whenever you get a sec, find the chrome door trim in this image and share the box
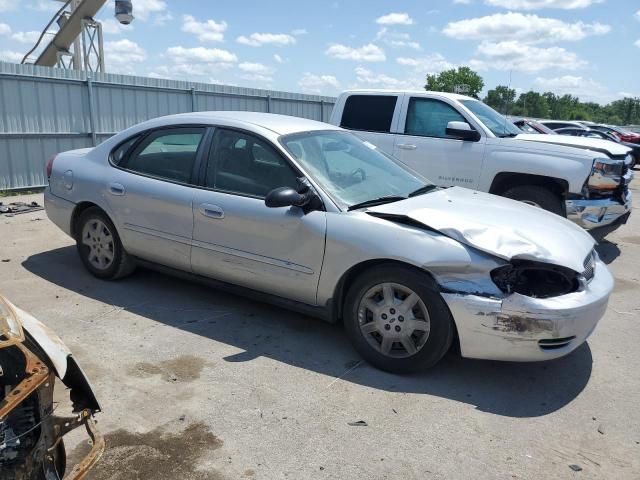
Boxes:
[191,239,315,275]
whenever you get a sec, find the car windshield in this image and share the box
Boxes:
[460,99,522,137]
[280,130,431,209]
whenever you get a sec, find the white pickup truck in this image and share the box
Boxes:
[329,90,633,237]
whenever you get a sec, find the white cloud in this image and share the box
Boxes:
[131,0,167,21]
[239,73,273,84]
[10,31,42,44]
[470,40,586,72]
[274,54,285,63]
[0,23,10,35]
[104,39,146,74]
[28,0,59,12]
[376,28,421,50]
[636,10,640,21]
[182,14,227,43]
[325,43,386,62]
[0,50,23,63]
[443,12,610,43]
[453,0,473,4]
[375,12,414,25]
[396,54,456,73]
[0,0,15,11]
[236,32,296,47]
[298,73,341,93]
[353,67,421,90]
[166,46,237,64]
[635,39,640,48]
[485,0,604,9]
[101,18,134,34]
[238,62,273,74]
[153,11,174,26]
[291,28,308,36]
[532,75,613,103]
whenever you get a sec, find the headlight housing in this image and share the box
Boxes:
[587,157,623,192]
[490,260,579,298]
[0,295,24,346]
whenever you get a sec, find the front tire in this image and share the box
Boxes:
[502,184,564,216]
[344,265,454,373]
[75,207,135,280]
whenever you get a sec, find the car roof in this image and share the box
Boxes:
[150,111,340,136]
[340,89,475,102]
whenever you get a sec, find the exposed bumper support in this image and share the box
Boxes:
[566,190,632,230]
[442,256,613,362]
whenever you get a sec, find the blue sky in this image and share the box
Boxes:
[0,0,638,103]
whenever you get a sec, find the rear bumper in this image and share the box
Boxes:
[566,190,632,231]
[442,256,613,362]
[44,188,75,237]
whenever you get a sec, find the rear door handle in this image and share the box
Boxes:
[108,182,125,196]
[199,203,224,219]
[397,143,417,150]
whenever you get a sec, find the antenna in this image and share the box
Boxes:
[502,69,513,136]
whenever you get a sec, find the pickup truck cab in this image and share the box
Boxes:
[329,90,632,237]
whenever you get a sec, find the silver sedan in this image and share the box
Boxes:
[45,112,613,372]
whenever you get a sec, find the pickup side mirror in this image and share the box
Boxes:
[265,187,309,208]
[446,121,481,141]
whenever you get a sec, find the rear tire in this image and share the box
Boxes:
[502,184,564,216]
[344,264,454,373]
[75,207,135,280]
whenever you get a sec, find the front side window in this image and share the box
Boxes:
[206,129,299,197]
[459,99,521,137]
[340,95,398,133]
[122,128,205,183]
[282,130,429,209]
[405,98,467,138]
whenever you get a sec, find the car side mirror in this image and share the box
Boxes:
[265,187,309,208]
[446,121,481,141]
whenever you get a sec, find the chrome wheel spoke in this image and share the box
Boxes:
[400,336,417,355]
[407,319,429,334]
[381,284,395,305]
[380,336,393,355]
[400,292,419,312]
[363,299,380,315]
[360,322,379,334]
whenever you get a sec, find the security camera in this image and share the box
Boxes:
[115,0,134,25]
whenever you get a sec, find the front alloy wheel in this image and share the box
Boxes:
[81,218,115,271]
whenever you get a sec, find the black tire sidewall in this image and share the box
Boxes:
[344,265,453,373]
[503,185,564,216]
[75,208,125,280]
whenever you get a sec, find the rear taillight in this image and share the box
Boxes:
[46,154,57,180]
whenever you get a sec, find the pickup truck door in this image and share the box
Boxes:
[392,95,486,189]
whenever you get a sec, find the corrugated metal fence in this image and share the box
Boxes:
[0,62,336,190]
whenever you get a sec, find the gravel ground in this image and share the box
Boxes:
[1,181,639,479]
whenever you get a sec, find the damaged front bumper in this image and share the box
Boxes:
[566,190,632,231]
[442,256,613,362]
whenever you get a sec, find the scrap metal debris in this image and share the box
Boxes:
[0,201,43,216]
[348,420,368,427]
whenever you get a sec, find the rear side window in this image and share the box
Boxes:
[405,98,466,138]
[110,136,140,165]
[340,95,398,133]
[122,128,205,184]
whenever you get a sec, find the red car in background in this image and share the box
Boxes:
[591,125,640,144]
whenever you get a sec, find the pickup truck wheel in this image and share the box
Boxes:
[344,265,454,373]
[76,207,135,280]
[502,185,564,216]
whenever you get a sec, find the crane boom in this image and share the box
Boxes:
[34,0,107,67]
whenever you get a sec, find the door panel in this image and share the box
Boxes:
[394,96,486,189]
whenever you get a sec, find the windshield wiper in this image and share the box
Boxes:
[347,195,407,211]
[498,132,518,138]
[408,184,438,197]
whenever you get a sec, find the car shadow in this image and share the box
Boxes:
[23,246,593,419]
[595,240,621,264]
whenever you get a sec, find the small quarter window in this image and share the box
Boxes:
[110,136,140,165]
[341,95,398,133]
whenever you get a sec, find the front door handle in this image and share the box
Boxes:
[108,182,125,196]
[199,203,224,219]
[397,143,417,150]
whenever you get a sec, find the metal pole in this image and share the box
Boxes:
[87,75,97,146]
[190,87,196,112]
[320,100,324,122]
[266,95,272,113]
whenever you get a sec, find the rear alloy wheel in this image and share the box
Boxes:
[344,265,454,373]
[76,207,135,280]
[502,184,564,216]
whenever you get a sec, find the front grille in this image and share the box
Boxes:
[582,250,596,283]
[538,336,576,350]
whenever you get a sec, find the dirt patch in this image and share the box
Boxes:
[619,235,640,246]
[75,422,224,480]
[130,355,206,382]
[613,278,639,293]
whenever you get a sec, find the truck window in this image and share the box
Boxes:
[405,98,466,138]
[340,95,398,133]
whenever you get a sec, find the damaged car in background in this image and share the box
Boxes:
[44,112,613,372]
[0,294,103,479]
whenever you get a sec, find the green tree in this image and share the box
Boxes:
[515,91,550,118]
[425,67,484,99]
[484,85,516,114]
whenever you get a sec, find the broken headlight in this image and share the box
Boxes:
[490,261,579,298]
[587,157,624,192]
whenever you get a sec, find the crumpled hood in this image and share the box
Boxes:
[367,187,595,272]
[516,133,632,157]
